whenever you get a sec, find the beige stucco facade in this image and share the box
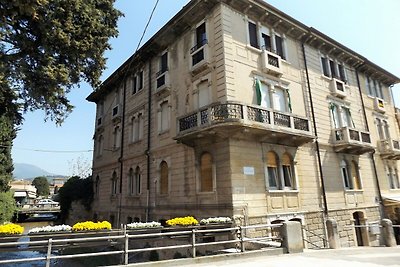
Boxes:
[87,0,400,247]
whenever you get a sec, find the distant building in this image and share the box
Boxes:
[49,177,66,195]
[87,0,400,247]
[10,180,37,207]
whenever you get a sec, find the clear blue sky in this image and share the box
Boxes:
[12,0,400,176]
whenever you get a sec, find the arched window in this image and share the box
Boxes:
[160,161,169,194]
[266,151,279,189]
[134,166,141,195]
[113,126,121,149]
[282,153,294,189]
[340,160,351,189]
[111,171,118,195]
[200,153,213,192]
[351,161,362,190]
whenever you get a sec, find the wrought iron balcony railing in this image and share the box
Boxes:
[178,102,310,135]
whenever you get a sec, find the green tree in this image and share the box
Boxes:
[32,176,50,196]
[58,176,93,223]
[0,191,17,223]
[1,0,122,124]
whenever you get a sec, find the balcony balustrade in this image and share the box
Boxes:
[378,139,400,160]
[176,102,313,147]
[332,127,374,155]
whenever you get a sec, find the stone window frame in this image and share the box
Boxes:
[264,149,298,191]
[195,151,216,194]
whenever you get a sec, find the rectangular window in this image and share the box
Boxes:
[366,76,373,96]
[321,57,330,77]
[341,166,351,189]
[268,167,279,188]
[198,81,209,108]
[282,165,293,188]
[160,102,169,132]
[196,22,206,46]
[160,52,168,73]
[260,83,271,108]
[261,33,271,51]
[341,107,353,128]
[275,35,285,59]
[137,71,143,91]
[133,76,137,94]
[272,87,287,112]
[329,59,337,78]
[376,118,385,140]
[338,64,346,83]
[248,21,258,48]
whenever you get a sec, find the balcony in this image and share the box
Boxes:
[261,49,283,77]
[378,139,400,160]
[332,127,374,155]
[330,78,346,98]
[175,102,314,147]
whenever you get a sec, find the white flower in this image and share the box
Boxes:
[28,224,72,234]
[200,217,232,225]
[126,221,161,229]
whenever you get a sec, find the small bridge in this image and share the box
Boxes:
[17,204,60,221]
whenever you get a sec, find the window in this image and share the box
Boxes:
[159,101,170,132]
[131,113,143,142]
[111,171,118,196]
[261,27,271,51]
[113,126,121,149]
[340,160,351,189]
[129,167,141,195]
[159,161,169,195]
[265,151,297,190]
[388,166,400,189]
[282,153,294,188]
[256,81,290,111]
[266,151,279,189]
[275,35,285,60]
[247,21,287,60]
[198,81,210,108]
[330,103,354,128]
[248,21,258,49]
[376,118,390,140]
[97,135,104,156]
[320,56,347,83]
[191,22,207,66]
[157,52,168,88]
[137,71,143,91]
[366,76,384,99]
[340,159,362,190]
[321,57,330,77]
[200,153,213,192]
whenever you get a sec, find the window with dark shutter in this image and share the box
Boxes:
[321,57,329,77]
[261,33,271,51]
[160,52,168,73]
[275,35,284,59]
[248,22,258,48]
[329,60,337,78]
[338,64,346,82]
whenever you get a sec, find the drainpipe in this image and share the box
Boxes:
[117,70,128,227]
[355,67,386,219]
[301,43,329,219]
[146,60,152,221]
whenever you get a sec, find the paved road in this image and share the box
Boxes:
[176,247,400,267]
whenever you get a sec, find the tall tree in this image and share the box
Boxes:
[32,176,50,196]
[1,0,122,124]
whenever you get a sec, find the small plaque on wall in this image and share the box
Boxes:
[243,166,255,175]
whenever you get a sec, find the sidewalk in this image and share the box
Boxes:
[127,246,400,267]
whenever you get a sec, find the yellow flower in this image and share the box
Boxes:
[166,216,198,226]
[72,221,112,231]
[0,223,24,235]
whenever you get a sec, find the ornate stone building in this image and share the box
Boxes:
[87,0,400,247]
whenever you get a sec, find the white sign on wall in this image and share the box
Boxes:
[243,166,255,175]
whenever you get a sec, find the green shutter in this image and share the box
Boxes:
[255,78,262,105]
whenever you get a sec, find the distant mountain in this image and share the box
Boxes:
[13,163,58,180]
